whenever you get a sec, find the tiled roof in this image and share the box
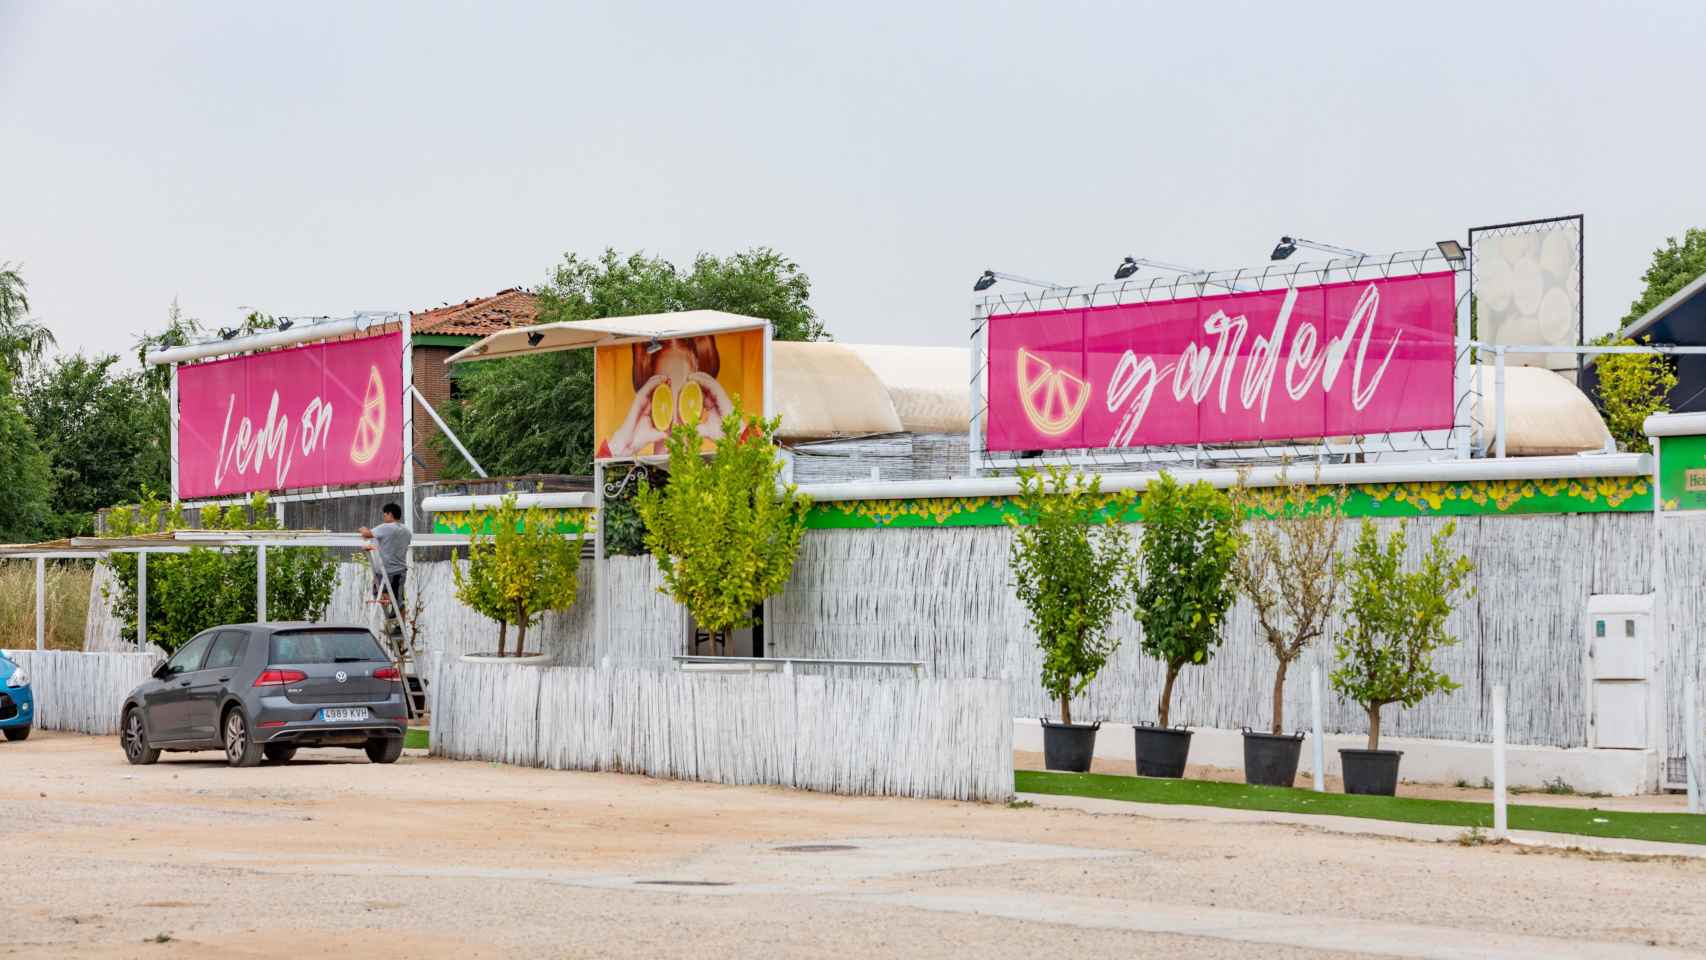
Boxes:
[410,289,539,337]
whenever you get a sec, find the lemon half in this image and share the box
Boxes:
[678,380,705,425]
[651,382,675,432]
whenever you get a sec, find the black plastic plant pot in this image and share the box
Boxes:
[1339,748,1404,796]
[1242,729,1304,787]
[1133,723,1193,778]
[1040,719,1100,773]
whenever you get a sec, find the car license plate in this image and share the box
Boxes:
[321,707,370,722]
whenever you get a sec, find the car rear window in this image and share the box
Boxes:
[269,630,387,665]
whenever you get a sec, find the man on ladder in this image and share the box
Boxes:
[360,503,418,716]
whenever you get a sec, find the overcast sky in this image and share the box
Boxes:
[4,1,1704,360]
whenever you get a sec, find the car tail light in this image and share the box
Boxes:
[259,720,288,728]
[253,669,307,687]
[373,667,401,681]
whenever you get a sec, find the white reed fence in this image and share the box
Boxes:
[4,651,161,735]
[431,659,1013,802]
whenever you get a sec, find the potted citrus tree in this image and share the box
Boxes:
[1330,518,1474,795]
[1006,467,1135,772]
[1131,473,1240,778]
[1229,473,1347,787]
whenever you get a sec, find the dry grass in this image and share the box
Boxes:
[0,561,91,651]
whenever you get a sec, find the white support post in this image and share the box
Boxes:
[169,363,180,503]
[34,557,46,651]
[1493,684,1508,839]
[411,385,486,478]
[1493,346,1507,459]
[1310,662,1325,792]
[137,553,148,651]
[593,460,607,662]
[1688,676,1700,814]
[401,312,414,582]
[256,544,268,624]
[1452,261,1473,460]
[968,303,987,477]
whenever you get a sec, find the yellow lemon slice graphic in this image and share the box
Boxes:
[650,382,675,432]
[678,380,705,425]
[1016,348,1089,436]
[349,366,387,465]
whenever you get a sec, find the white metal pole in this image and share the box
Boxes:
[1493,683,1508,838]
[35,557,46,651]
[401,313,415,609]
[1687,676,1700,814]
[592,460,607,663]
[169,363,180,503]
[1311,662,1325,792]
[968,303,987,478]
[256,544,267,624]
[1452,261,1473,460]
[1493,346,1507,459]
[410,385,486,477]
[136,553,148,651]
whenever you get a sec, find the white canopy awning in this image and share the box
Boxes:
[446,310,768,364]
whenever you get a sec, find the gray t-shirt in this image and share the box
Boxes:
[372,521,412,574]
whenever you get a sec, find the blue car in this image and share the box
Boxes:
[0,651,33,741]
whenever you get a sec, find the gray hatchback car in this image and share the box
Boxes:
[120,623,409,767]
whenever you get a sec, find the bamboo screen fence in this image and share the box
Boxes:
[430,658,1013,801]
[75,511,1696,757]
[3,651,160,735]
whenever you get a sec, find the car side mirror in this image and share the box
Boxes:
[152,662,170,680]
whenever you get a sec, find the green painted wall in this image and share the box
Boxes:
[802,475,1652,530]
[432,508,593,536]
[1659,434,1706,512]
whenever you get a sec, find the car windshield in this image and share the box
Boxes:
[269,630,386,665]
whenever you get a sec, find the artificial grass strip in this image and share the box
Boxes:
[404,727,430,750]
[1015,770,1706,847]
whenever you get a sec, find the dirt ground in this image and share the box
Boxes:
[3,733,1703,959]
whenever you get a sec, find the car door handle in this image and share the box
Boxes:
[178,679,192,687]
[218,677,231,683]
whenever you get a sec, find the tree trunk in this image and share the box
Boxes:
[1367,704,1381,751]
[1271,658,1291,735]
[1158,664,1181,727]
[1059,694,1072,726]
[514,601,528,657]
[497,620,507,657]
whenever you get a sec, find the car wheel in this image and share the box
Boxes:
[121,709,158,764]
[364,736,404,764]
[222,707,263,768]
[262,743,298,764]
[3,725,29,742]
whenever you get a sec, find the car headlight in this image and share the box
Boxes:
[5,669,27,688]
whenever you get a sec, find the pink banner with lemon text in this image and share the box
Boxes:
[177,333,404,498]
[984,272,1456,452]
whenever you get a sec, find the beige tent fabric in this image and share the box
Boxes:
[843,344,970,434]
[772,342,903,439]
[1473,363,1611,455]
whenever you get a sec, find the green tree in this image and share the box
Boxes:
[0,262,56,377]
[452,494,583,657]
[1229,474,1348,734]
[1132,474,1242,728]
[437,247,825,479]
[133,298,203,394]
[1330,519,1474,751]
[22,354,169,536]
[1591,333,1677,452]
[634,397,808,645]
[103,490,337,652]
[1622,228,1706,326]
[1006,467,1135,725]
[0,365,53,542]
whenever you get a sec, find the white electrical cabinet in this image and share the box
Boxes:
[1584,594,1659,751]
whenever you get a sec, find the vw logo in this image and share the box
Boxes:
[335,671,348,683]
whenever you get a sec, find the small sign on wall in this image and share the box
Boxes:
[1687,469,1706,492]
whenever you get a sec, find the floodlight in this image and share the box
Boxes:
[645,338,664,355]
[1436,239,1467,265]
[1114,257,1139,280]
[973,270,997,292]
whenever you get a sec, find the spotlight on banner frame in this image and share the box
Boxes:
[973,269,1066,293]
[1270,236,1369,262]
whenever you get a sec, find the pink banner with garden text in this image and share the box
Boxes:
[177,333,404,498]
[984,272,1456,452]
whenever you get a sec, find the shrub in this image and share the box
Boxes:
[452,493,583,657]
